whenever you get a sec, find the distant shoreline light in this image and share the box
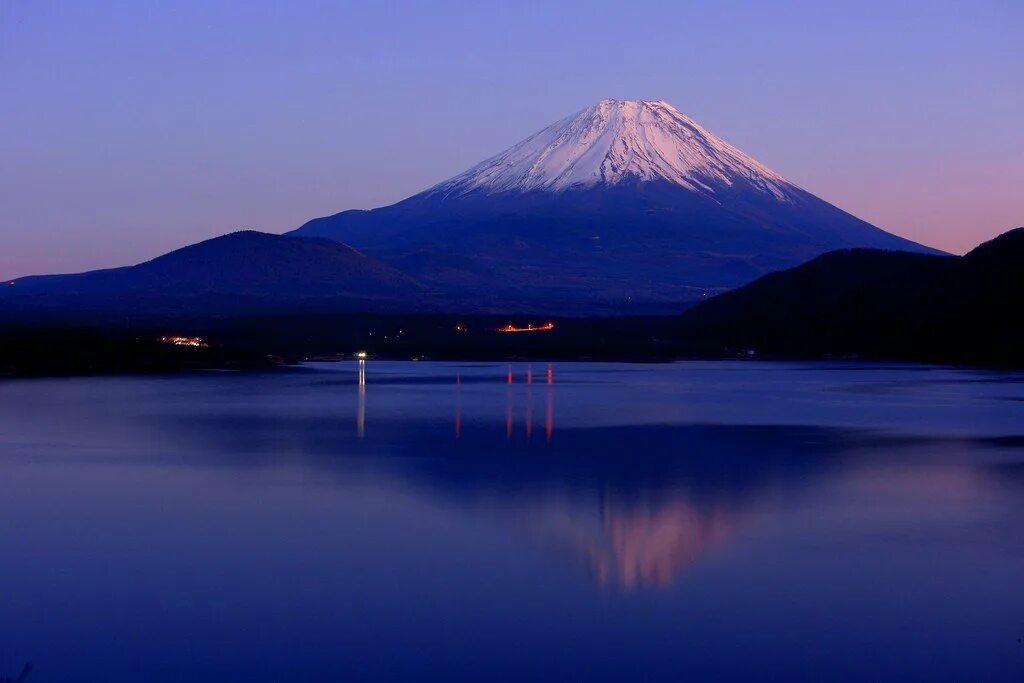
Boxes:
[497,322,555,334]
[158,335,207,348]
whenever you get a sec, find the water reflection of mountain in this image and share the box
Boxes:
[155,398,874,588]
[389,423,862,589]
[517,492,738,589]
[147,365,1017,589]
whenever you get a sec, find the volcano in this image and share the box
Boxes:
[291,99,938,313]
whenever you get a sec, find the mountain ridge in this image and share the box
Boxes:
[4,99,945,317]
[291,99,939,312]
[674,227,1024,365]
[0,231,427,319]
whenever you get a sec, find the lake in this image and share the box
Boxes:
[0,361,1022,681]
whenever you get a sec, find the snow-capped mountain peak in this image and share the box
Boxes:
[426,99,798,201]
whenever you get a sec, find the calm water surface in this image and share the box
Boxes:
[0,361,1022,681]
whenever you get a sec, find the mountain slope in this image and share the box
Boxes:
[292,99,939,313]
[1,231,425,319]
[674,227,1024,365]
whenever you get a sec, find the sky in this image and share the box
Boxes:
[1,0,1021,279]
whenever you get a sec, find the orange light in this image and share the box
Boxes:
[496,322,555,333]
[158,335,207,348]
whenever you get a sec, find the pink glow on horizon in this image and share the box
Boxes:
[806,161,1024,255]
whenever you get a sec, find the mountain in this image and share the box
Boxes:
[0,231,424,320]
[292,99,939,313]
[673,227,1024,366]
[6,99,943,321]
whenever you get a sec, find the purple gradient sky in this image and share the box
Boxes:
[2,1,1021,279]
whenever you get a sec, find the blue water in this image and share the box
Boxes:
[0,361,1022,681]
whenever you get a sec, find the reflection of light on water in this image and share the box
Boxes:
[356,363,558,443]
[356,359,366,438]
[497,366,561,440]
[545,387,553,443]
[494,364,555,442]
[506,384,514,440]
[525,377,533,440]
[545,364,554,442]
[454,375,462,439]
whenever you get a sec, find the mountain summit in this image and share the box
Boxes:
[426,99,794,200]
[293,99,938,312]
